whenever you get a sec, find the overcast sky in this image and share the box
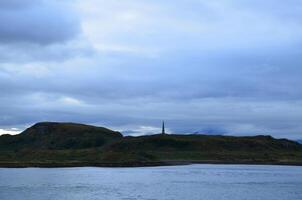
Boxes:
[0,0,302,139]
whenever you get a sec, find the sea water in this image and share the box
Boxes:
[0,164,301,200]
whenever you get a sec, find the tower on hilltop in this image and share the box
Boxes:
[162,121,165,134]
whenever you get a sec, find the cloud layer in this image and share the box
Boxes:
[1,0,302,139]
[0,0,79,45]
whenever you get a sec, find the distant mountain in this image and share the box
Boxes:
[297,140,302,144]
[0,122,302,167]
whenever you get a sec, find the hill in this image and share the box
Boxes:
[101,134,302,165]
[0,122,122,151]
[0,122,302,167]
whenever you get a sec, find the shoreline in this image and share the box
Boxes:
[1,160,302,168]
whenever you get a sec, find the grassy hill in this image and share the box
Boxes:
[102,134,302,165]
[0,122,302,167]
[0,122,122,151]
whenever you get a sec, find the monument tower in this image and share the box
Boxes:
[162,121,165,134]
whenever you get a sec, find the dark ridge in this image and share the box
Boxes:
[0,122,302,167]
[0,122,122,151]
[106,134,302,152]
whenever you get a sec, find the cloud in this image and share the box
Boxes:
[1,0,302,140]
[0,0,38,10]
[0,41,94,63]
[0,128,21,135]
[0,0,80,45]
[121,126,164,136]
[0,0,93,63]
[76,0,302,55]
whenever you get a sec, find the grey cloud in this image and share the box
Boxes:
[0,0,91,63]
[0,42,94,63]
[0,0,80,45]
[0,0,39,10]
[1,0,302,140]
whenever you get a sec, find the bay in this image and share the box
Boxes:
[0,164,302,200]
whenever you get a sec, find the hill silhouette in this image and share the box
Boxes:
[0,122,302,167]
[0,122,122,150]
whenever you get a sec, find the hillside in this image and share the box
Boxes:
[102,134,302,165]
[0,122,302,167]
[0,122,122,151]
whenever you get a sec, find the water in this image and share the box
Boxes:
[0,164,302,200]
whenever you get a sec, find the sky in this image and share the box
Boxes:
[0,0,302,139]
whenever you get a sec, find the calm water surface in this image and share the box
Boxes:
[0,164,302,200]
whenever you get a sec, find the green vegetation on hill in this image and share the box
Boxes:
[0,122,302,167]
[100,134,302,165]
[0,122,122,151]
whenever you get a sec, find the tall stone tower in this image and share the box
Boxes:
[162,121,165,134]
